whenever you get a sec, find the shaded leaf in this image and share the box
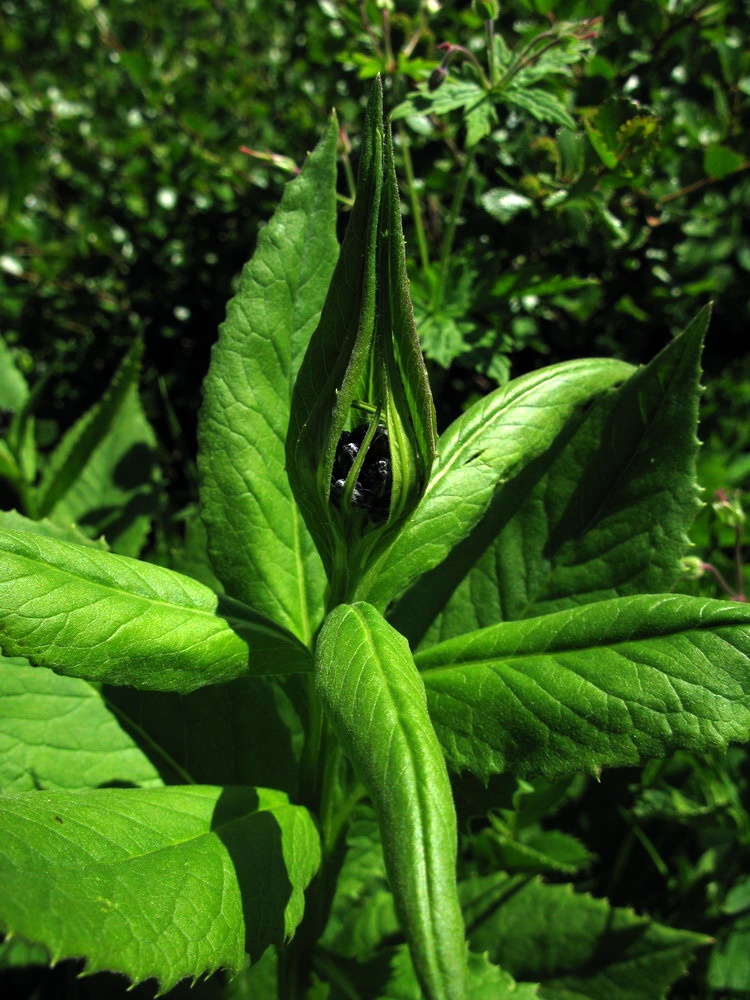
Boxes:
[0,656,161,792]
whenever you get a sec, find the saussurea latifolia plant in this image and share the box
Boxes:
[2,78,750,1000]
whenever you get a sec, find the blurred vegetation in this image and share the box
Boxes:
[2,1,750,997]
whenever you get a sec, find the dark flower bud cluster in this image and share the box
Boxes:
[330,424,392,523]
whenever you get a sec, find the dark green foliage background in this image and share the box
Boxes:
[2,1,750,998]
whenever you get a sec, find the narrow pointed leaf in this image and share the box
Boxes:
[361,358,631,609]
[0,785,320,991]
[286,80,437,598]
[46,378,160,557]
[0,529,311,693]
[198,116,339,644]
[416,594,750,780]
[36,341,144,520]
[412,309,706,647]
[0,657,162,791]
[316,603,467,1000]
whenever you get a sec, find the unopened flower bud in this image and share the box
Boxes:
[286,79,437,604]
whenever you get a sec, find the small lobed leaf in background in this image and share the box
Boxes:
[416,594,750,781]
[198,115,339,647]
[0,785,320,992]
[460,872,709,1000]
[374,945,539,1000]
[0,528,311,692]
[0,656,162,792]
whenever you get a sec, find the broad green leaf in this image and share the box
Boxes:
[0,529,311,692]
[197,116,339,645]
[0,508,108,548]
[416,594,750,781]
[360,358,632,609]
[0,656,162,791]
[461,873,707,999]
[0,785,320,991]
[410,309,706,647]
[106,675,302,795]
[36,341,143,520]
[505,87,576,129]
[46,377,160,557]
[316,603,467,1000]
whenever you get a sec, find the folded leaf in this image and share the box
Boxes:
[0,529,311,693]
[0,785,320,991]
[416,594,750,780]
[361,357,631,609]
[198,115,338,645]
[286,80,437,601]
[316,603,467,1000]
[461,872,708,1000]
[0,656,162,791]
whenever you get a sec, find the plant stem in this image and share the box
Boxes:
[397,122,430,274]
[430,145,477,312]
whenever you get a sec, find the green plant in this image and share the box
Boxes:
[1,79,750,1000]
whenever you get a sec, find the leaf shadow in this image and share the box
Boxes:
[210,786,294,963]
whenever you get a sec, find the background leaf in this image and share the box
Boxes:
[197,116,339,646]
[0,656,161,792]
[416,594,750,780]
[461,872,708,999]
[0,529,311,692]
[0,785,320,991]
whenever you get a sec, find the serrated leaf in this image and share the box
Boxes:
[461,873,708,999]
[505,87,575,129]
[0,529,311,692]
[377,945,539,1000]
[404,308,706,648]
[0,656,162,791]
[416,594,750,781]
[477,827,594,876]
[0,785,320,992]
[197,116,339,645]
[316,603,467,1000]
[360,358,631,610]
